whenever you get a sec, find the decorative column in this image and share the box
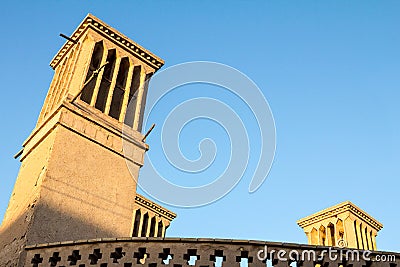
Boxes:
[343,217,357,249]
[119,63,134,122]
[318,225,326,246]
[355,221,364,249]
[306,231,312,244]
[90,47,109,106]
[55,51,73,105]
[161,220,166,238]
[104,57,121,115]
[145,215,152,237]
[64,43,82,98]
[132,68,147,130]
[361,224,368,250]
[371,231,377,250]
[137,209,144,237]
[40,59,63,121]
[49,57,68,113]
[365,227,372,250]
[154,218,159,237]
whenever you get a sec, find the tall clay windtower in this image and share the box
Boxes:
[297,201,382,250]
[0,14,175,266]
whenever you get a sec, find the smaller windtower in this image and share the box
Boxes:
[297,201,383,250]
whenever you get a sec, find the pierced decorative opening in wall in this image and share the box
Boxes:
[31,254,43,267]
[134,247,148,264]
[49,252,61,266]
[184,249,200,265]
[210,250,226,267]
[265,258,274,267]
[89,248,103,264]
[110,247,126,263]
[159,248,174,264]
[236,250,253,267]
[67,250,81,265]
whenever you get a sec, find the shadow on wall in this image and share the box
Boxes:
[0,198,118,266]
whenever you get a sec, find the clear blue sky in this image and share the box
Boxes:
[0,1,399,252]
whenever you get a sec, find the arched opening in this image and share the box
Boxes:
[149,217,156,237]
[359,223,365,249]
[81,41,104,104]
[370,230,375,250]
[157,220,164,237]
[336,219,344,241]
[95,49,116,112]
[132,209,141,237]
[319,225,326,246]
[110,57,130,120]
[365,227,370,249]
[327,223,335,246]
[354,221,360,249]
[141,213,149,237]
[137,73,153,132]
[124,65,141,127]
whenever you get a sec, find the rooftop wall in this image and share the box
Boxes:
[25,238,399,266]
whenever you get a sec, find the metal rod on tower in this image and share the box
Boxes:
[70,61,109,103]
[13,148,23,159]
[59,33,78,44]
[142,123,156,142]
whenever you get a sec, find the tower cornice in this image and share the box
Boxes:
[297,201,383,231]
[50,13,164,70]
[135,194,177,221]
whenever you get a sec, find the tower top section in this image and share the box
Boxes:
[50,13,164,70]
[297,201,382,250]
[37,13,163,130]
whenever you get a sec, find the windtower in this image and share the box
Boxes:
[0,14,175,266]
[297,201,382,250]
